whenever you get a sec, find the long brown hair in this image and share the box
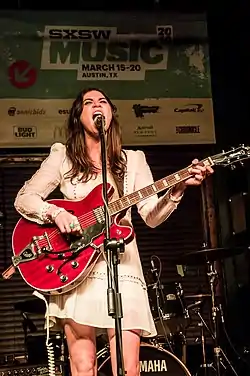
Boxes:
[65,88,127,195]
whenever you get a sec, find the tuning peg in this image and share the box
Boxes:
[230,164,236,170]
[240,161,244,166]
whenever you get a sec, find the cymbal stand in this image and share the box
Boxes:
[207,260,221,376]
[204,260,239,376]
[199,183,239,376]
[193,304,216,376]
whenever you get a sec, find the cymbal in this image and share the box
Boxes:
[177,246,249,265]
[185,294,211,299]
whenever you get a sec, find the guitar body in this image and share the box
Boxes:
[12,184,134,295]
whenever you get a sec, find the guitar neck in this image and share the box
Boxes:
[108,156,214,216]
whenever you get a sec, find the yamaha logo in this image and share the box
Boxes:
[140,359,168,372]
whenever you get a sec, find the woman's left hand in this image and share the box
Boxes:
[184,158,214,186]
[171,159,214,197]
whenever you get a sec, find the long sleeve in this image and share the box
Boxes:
[14,143,66,224]
[135,151,183,228]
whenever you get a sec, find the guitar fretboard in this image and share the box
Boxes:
[108,157,213,215]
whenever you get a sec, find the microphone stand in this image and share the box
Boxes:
[97,117,126,376]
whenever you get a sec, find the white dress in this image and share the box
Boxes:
[14,143,183,338]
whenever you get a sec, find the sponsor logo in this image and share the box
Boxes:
[13,126,37,138]
[134,125,157,137]
[140,359,167,372]
[8,107,46,116]
[58,109,70,115]
[174,104,204,113]
[41,25,172,81]
[133,104,159,118]
[48,28,112,40]
[176,125,200,134]
[53,125,66,140]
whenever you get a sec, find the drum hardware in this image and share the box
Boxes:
[206,259,239,376]
[179,249,241,376]
[177,177,250,376]
[147,256,189,355]
[152,281,175,354]
[185,294,211,299]
[178,246,250,266]
[156,332,188,365]
[187,301,217,376]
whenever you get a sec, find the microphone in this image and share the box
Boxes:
[150,258,156,271]
[150,258,159,283]
[93,113,105,129]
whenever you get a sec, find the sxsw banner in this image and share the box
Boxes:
[0,11,215,147]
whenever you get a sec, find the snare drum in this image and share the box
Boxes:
[97,343,191,376]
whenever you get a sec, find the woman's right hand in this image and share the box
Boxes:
[54,211,82,234]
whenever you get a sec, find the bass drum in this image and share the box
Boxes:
[97,343,191,376]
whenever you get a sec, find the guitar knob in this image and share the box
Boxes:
[46,265,54,273]
[60,275,68,283]
[71,261,79,269]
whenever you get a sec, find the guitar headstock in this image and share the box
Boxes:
[211,144,250,168]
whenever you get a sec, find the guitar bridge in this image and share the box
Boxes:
[32,232,53,254]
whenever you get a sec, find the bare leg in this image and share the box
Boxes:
[63,319,97,376]
[107,329,141,376]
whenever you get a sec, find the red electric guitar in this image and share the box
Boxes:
[2,145,250,295]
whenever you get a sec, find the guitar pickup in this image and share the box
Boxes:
[12,244,37,267]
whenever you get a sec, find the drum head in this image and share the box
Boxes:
[97,343,191,376]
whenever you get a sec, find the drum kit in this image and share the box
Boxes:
[96,245,248,376]
[130,245,248,376]
[15,245,249,376]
